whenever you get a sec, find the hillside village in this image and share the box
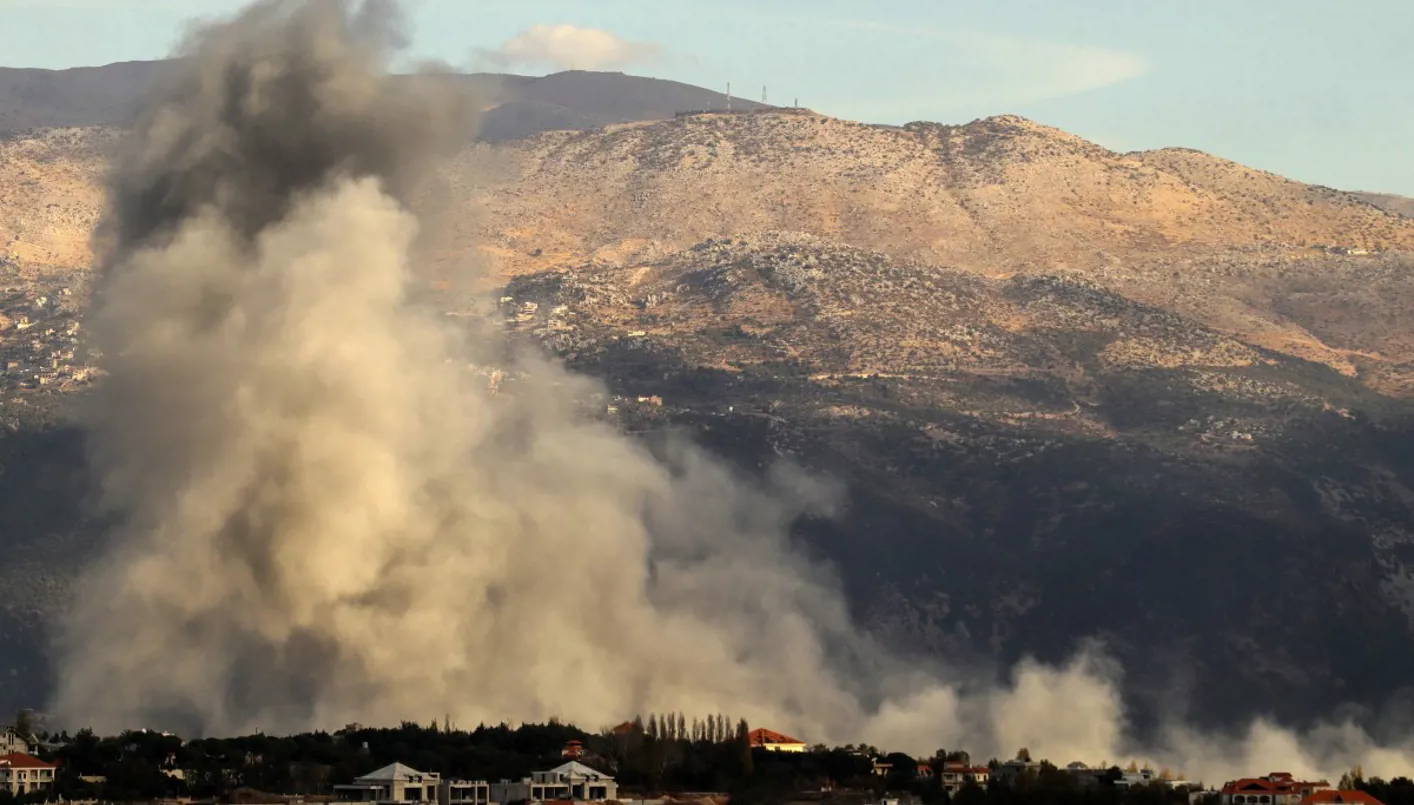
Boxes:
[0,718,1408,805]
[0,273,91,392]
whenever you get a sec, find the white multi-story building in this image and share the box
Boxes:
[444,779,492,805]
[490,761,617,803]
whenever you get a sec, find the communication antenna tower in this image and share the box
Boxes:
[762,85,767,104]
[726,82,732,113]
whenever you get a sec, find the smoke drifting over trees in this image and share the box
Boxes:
[49,0,1414,783]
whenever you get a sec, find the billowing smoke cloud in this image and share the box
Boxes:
[51,0,1414,785]
[474,24,663,72]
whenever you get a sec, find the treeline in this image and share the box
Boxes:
[11,720,588,803]
[5,719,1414,805]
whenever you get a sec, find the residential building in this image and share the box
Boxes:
[940,762,990,795]
[1118,769,1160,789]
[0,752,57,796]
[490,761,617,803]
[443,779,492,805]
[747,729,807,753]
[1064,763,1107,789]
[1220,773,1330,805]
[562,740,585,759]
[0,729,31,756]
[1298,791,1384,805]
[335,762,443,804]
[991,759,1041,787]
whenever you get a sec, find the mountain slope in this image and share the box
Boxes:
[5,109,1414,732]
[478,70,771,141]
[499,234,1414,730]
[1354,191,1414,218]
[0,62,765,139]
[455,113,1414,394]
[467,114,1412,279]
[0,61,162,133]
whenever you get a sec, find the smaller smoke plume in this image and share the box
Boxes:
[475,24,663,72]
[48,0,1414,787]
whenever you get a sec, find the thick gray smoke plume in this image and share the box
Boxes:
[53,0,1414,783]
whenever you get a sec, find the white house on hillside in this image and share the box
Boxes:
[490,761,617,803]
[337,763,441,805]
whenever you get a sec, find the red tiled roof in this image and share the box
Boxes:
[748,728,804,746]
[1222,777,1328,795]
[611,722,635,734]
[0,753,56,769]
[1300,792,1384,805]
[1224,780,1283,793]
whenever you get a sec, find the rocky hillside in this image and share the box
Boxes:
[448,113,1414,396]
[1355,191,1414,219]
[497,235,1414,731]
[5,107,1414,732]
[467,115,1411,276]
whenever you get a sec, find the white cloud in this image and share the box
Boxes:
[475,24,663,73]
[810,18,1149,118]
[958,30,1149,104]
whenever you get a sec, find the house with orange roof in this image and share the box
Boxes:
[940,761,990,795]
[1220,773,1330,805]
[1298,791,1385,805]
[747,728,807,753]
[0,752,57,797]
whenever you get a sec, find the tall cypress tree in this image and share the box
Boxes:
[735,719,754,778]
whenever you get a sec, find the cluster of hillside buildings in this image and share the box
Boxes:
[0,282,91,391]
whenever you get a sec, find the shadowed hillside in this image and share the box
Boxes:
[497,235,1414,731]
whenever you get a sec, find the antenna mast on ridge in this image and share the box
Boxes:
[762,85,767,104]
[726,82,732,113]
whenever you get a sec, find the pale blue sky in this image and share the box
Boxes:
[4,0,1412,195]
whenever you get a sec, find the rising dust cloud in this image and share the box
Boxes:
[50,0,1414,784]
